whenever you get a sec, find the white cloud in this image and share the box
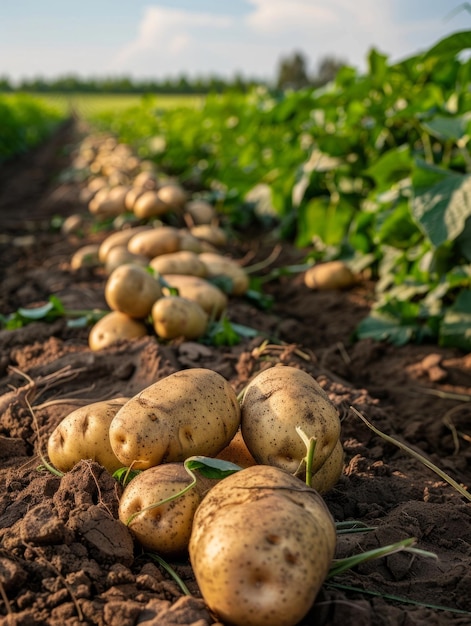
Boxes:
[113,6,232,74]
[246,0,337,34]
[109,1,459,80]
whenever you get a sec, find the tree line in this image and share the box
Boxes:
[0,52,346,94]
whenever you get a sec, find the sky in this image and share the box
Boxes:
[0,1,468,83]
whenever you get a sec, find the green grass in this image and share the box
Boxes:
[16,93,205,119]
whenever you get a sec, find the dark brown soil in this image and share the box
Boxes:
[0,120,470,626]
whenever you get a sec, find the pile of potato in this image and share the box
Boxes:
[47,364,343,626]
[66,132,250,349]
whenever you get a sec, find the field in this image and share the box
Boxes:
[0,31,471,626]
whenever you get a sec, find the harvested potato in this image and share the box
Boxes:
[88,311,148,351]
[190,224,227,247]
[133,170,158,189]
[109,368,241,470]
[105,263,162,318]
[161,274,228,317]
[47,398,129,473]
[310,439,344,494]
[133,190,168,219]
[241,366,340,478]
[184,199,216,225]
[304,260,356,290]
[199,252,249,295]
[88,185,129,218]
[124,186,146,211]
[157,183,187,211]
[149,250,207,277]
[216,429,257,469]
[178,229,213,253]
[189,464,336,626]
[118,462,213,555]
[127,226,181,259]
[104,246,149,275]
[151,296,208,340]
[98,225,151,263]
[70,244,101,270]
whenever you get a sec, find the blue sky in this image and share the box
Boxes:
[0,1,467,82]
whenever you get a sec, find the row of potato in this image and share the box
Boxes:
[47,365,344,626]
[53,133,351,625]
[66,133,251,350]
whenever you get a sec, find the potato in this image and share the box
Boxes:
[310,439,344,494]
[189,464,337,626]
[124,186,146,211]
[157,183,187,211]
[161,274,228,317]
[151,296,208,340]
[304,260,356,290]
[98,225,151,263]
[240,366,340,476]
[70,244,101,270]
[184,199,216,225]
[118,462,213,555]
[133,190,168,219]
[199,252,249,296]
[47,398,129,473]
[109,368,241,470]
[127,226,181,259]
[178,229,213,253]
[104,246,149,275]
[216,429,257,468]
[105,263,162,318]
[88,311,148,351]
[88,185,129,218]
[133,170,158,189]
[190,224,227,247]
[149,250,207,277]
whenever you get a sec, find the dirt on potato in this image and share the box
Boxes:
[0,119,470,626]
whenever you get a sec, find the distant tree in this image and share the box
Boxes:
[276,51,311,90]
[0,76,13,92]
[312,55,347,87]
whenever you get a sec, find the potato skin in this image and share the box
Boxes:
[105,263,162,318]
[47,398,129,473]
[304,260,356,290]
[310,439,344,494]
[109,368,241,470]
[189,465,336,626]
[161,274,228,317]
[198,252,249,295]
[98,225,151,263]
[241,366,340,475]
[118,463,203,555]
[127,226,181,259]
[88,311,147,351]
[151,296,208,340]
[149,250,207,277]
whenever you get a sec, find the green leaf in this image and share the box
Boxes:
[364,145,412,190]
[185,456,242,479]
[424,30,471,60]
[411,162,471,247]
[17,301,57,320]
[440,289,471,350]
[420,114,471,142]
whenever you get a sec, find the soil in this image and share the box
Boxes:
[0,119,470,626]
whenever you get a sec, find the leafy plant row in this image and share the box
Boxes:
[92,31,471,350]
[0,93,65,162]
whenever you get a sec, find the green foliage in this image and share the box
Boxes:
[91,30,471,350]
[0,93,65,161]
